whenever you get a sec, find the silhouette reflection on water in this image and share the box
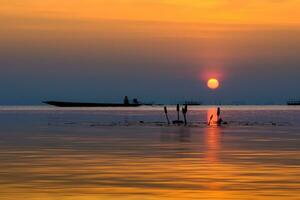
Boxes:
[160,126,191,143]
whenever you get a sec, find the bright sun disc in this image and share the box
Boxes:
[207,78,219,90]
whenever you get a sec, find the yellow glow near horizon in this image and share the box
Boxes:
[207,78,220,90]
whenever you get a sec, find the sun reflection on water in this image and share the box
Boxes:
[205,126,221,163]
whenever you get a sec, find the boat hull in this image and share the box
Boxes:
[287,101,300,105]
[43,101,142,107]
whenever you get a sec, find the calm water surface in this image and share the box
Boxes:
[0,106,299,199]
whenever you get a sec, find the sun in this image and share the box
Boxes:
[207,78,219,90]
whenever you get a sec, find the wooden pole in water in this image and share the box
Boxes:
[217,107,222,126]
[182,104,188,126]
[164,106,170,125]
[208,114,214,126]
[177,104,180,121]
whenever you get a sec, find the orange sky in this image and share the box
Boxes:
[1,0,300,25]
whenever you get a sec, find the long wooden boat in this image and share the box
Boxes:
[43,101,142,107]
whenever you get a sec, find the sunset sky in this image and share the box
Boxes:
[1,0,300,104]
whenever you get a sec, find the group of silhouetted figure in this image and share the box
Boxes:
[124,96,139,105]
[164,105,225,126]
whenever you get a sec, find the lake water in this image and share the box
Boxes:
[0,106,299,199]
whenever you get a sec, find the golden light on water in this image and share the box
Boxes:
[205,126,221,163]
[207,108,218,124]
[0,122,300,199]
[207,78,219,90]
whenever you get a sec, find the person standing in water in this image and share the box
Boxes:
[124,96,129,105]
[217,107,223,125]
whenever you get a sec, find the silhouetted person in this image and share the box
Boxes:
[133,98,139,104]
[217,107,223,126]
[124,96,129,105]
